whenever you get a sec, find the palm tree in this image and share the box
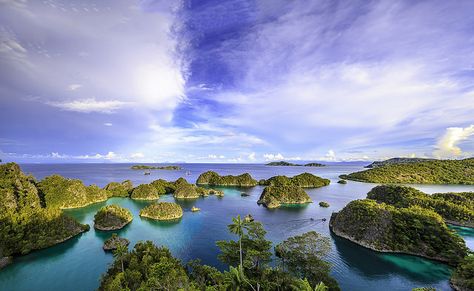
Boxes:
[113,243,128,272]
[228,215,247,268]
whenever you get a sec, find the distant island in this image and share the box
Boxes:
[139,202,183,220]
[266,161,325,167]
[196,171,258,187]
[130,165,182,170]
[340,158,474,184]
[365,157,436,168]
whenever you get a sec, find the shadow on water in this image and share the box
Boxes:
[331,233,452,283]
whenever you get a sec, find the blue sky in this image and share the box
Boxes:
[1,0,474,163]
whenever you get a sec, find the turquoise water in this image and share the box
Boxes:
[0,163,473,291]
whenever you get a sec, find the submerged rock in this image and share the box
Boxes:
[0,257,12,270]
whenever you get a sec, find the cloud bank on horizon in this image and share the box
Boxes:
[1,0,473,163]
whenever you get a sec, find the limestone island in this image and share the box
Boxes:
[191,206,200,212]
[0,163,90,265]
[329,199,468,265]
[450,255,474,291]
[131,165,182,170]
[365,157,436,168]
[37,174,108,209]
[196,171,258,187]
[104,180,133,198]
[337,180,347,184]
[103,233,130,251]
[340,158,474,184]
[367,185,474,227]
[94,204,133,231]
[259,172,330,188]
[257,185,312,208]
[130,184,160,200]
[139,202,183,220]
[265,161,325,167]
[319,201,330,207]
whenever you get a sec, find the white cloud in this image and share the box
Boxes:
[263,153,301,161]
[104,122,113,126]
[68,84,82,91]
[248,152,256,161]
[130,152,145,159]
[47,98,130,113]
[434,125,474,158]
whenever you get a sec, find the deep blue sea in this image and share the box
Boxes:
[0,163,473,291]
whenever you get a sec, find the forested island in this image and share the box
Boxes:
[258,185,312,208]
[330,199,468,265]
[104,180,133,197]
[365,157,436,168]
[340,158,474,184]
[94,205,133,231]
[367,185,474,227]
[266,161,325,167]
[139,202,183,220]
[259,172,330,188]
[130,165,182,170]
[197,171,258,186]
[99,217,339,290]
[0,163,90,267]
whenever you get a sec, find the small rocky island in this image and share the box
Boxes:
[257,185,312,208]
[94,205,133,231]
[259,173,330,188]
[329,199,468,265]
[139,202,183,220]
[103,233,130,251]
[196,171,258,186]
[104,180,133,197]
[265,161,325,167]
[319,201,330,207]
[131,165,182,170]
[367,185,474,227]
[340,158,474,184]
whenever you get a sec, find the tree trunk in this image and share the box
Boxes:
[239,237,243,267]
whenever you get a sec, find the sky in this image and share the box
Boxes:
[0,0,474,163]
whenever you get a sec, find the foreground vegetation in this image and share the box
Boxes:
[99,216,339,290]
[258,185,312,208]
[330,199,468,265]
[340,158,474,184]
[94,205,133,231]
[367,185,474,227]
[139,202,183,220]
[0,163,89,262]
[451,255,474,290]
[197,171,258,186]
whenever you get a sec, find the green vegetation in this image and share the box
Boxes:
[130,165,182,170]
[366,157,436,168]
[329,199,468,265]
[104,180,133,198]
[367,185,474,227]
[265,161,325,167]
[0,163,89,259]
[260,173,330,188]
[99,216,339,290]
[103,233,130,251]
[337,180,347,184]
[319,201,330,208]
[38,175,108,209]
[451,255,474,290]
[174,181,201,199]
[150,179,175,194]
[94,205,133,231]
[340,158,474,184]
[139,202,183,220]
[275,231,339,290]
[258,185,312,208]
[130,184,159,200]
[196,171,258,186]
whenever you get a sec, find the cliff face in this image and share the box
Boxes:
[257,185,312,208]
[329,199,468,265]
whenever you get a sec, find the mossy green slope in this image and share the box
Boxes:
[94,205,133,231]
[330,199,468,265]
[258,185,312,208]
[196,171,257,186]
[0,163,89,258]
[340,158,474,184]
[130,184,160,200]
[367,185,474,227]
[139,202,183,220]
[104,180,133,198]
[38,175,108,209]
[451,255,474,291]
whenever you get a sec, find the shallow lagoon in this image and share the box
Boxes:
[1,163,473,291]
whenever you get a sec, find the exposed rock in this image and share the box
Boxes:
[191,206,200,212]
[94,205,133,231]
[103,234,130,251]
